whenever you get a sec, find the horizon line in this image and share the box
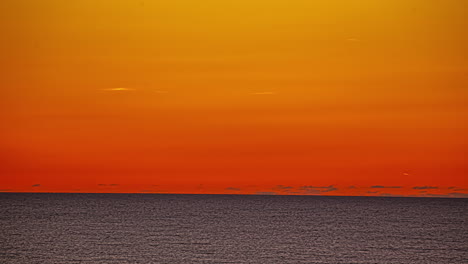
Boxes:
[0,191,465,199]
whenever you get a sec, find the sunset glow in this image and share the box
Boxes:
[1,0,467,197]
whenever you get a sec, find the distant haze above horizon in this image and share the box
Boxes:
[1,0,467,197]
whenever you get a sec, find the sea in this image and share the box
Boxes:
[0,193,467,264]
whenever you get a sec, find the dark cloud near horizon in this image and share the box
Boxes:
[32,184,41,187]
[299,188,320,194]
[421,193,468,198]
[406,193,468,198]
[371,185,402,189]
[379,193,401,197]
[273,185,294,191]
[301,185,334,189]
[445,187,465,191]
[255,191,277,195]
[425,193,447,197]
[366,191,379,194]
[448,192,468,198]
[299,185,337,194]
[413,186,438,190]
[98,184,120,187]
[322,186,338,193]
[225,187,241,191]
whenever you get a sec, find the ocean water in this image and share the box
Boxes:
[0,193,467,264]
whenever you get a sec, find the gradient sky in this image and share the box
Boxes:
[1,0,467,197]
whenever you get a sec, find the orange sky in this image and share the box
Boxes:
[1,0,467,197]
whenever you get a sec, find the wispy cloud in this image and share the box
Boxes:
[419,193,468,198]
[225,187,241,191]
[321,186,338,193]
[298,187,320,194]
[446,187,465,191]
[273,185,294,191]
[413,186,438,190]
[379,193,401,197]
[102,88,135,91]
[425,193,447,197]
[371,185,402,189]
[299,185,337,194]
[301,185,334,189]
[448,192,468,198]
[255,191,277,195]
[140,190,155,193]
[32,184,41,187]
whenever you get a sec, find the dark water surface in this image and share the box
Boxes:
[0,193,467,264]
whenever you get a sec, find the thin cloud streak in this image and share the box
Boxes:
[255,192,277,195]
[413,186,438,190]
[102,88,136,91]
[298,185,338,194]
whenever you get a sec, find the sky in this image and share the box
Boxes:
[1,0,467,197]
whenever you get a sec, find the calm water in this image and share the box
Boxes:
[0,193,467,264]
